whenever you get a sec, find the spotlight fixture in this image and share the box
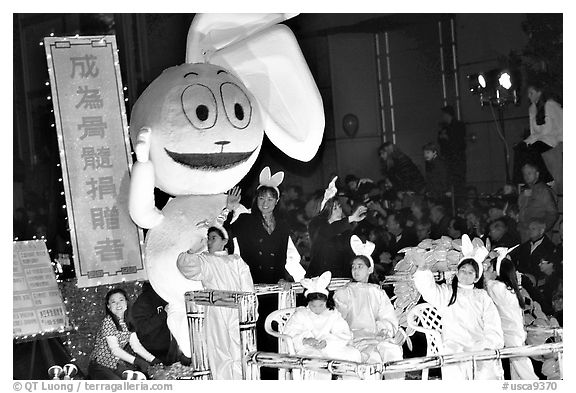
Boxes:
[498,71,512,90]
[467,68,521,106]
[478,74,486,88]
[467,73,486,93]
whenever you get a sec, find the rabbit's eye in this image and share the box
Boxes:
[182,84,217,129]
[221,82,251,129]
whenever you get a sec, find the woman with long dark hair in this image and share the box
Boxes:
[88,288,160,379]
[524,78,563,155]
[306,177,367,278]
[514,75,563,187]
[412,235,504,380]
[226,168,302,285]
[224,167,302,379]
[484,252,537,380]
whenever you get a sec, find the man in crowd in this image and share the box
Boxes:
[510,218,556,287]
[429,204,451,239]
[422,142,450,203]
[378,142,426,193]
[517,161,558,242]
[487,217,519,249]
[438,105,466,198]
[385,212,418,262]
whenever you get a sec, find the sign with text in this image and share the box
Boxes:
[13,241,71,338]
[44,36,146,287]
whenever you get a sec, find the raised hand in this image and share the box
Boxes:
[349,205,368,223]
[226,186,242,211]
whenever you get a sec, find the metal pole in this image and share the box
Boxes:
[450,17,462,121]
[375,32,387,143]
[384,32,396,145]
[438,20,448,106]
[498,106,511,183]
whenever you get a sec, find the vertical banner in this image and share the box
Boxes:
[44,36,146,287]
[13,241,71,338]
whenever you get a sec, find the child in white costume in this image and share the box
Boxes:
[283,271,361,379]
[334,236,404,379]
[411,234,504,380]
[177,225,255,380]
[485,248,538,380]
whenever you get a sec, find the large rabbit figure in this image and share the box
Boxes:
[128,14,324,358]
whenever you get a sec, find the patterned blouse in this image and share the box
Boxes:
[90,315,132,369]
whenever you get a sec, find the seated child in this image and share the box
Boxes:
[334,236,404,379]
[283,271,361,379]
[177,225,255,380]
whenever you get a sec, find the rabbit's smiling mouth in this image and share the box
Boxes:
[164,148,257,171]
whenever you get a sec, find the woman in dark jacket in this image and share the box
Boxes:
[226,186,300,286]
[306,196,367,279]
[224,168,302,379]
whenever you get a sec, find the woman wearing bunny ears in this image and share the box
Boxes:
[411,234,505,379]
[224,167,304,285]
[224,166,304,379]
[283,271,362,379]
[334,236,405,379]
[484,247,538,380]
[306,177,368,279]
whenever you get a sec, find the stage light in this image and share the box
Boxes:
[468,73,486,93]
[467,68,520,106]
[499,72,512,89]
[478,74,486,88]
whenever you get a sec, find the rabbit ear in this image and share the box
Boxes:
[328,176,338,189]
[186,13,324,162]
[300,277,312,289]
[186,13,298,63]
[203,24,324,162]
[461,234,474,257]
[270,171,285,187]
[508,244,519,254]
[318,271,332,287]
[364,241,376,256]
[350,235,376,256]
[474,247,489,264]
[485,237,492,251]
[350,235,363,255]
[259,167,272,185]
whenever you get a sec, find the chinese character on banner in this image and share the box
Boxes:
[44,36,146,287]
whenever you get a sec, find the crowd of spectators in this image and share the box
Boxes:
[276,138,562,328]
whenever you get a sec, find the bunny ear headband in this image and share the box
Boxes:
[460,234,490,278]
[196,208,230,240]
[300,271,332,297]
[350,235,375,270]
[494,245,519,277]
[320,176,338,211]
[258,166,284,198]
